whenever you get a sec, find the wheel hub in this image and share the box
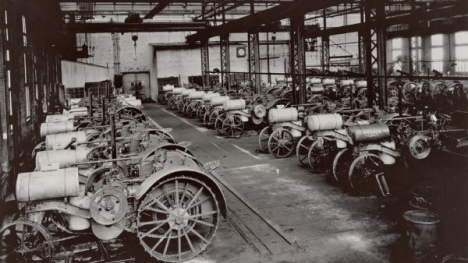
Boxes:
[168,207,189,230]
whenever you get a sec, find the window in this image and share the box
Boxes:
[4,10,7,25]
[431,34,444,72]
[25,87,31,118]
[35,84,39,100]
[22,15,27,46]
[455,31,468,72]
[411,36,423,73]
[9,91,12,116]
[391,38,403,61]
[24,54,27,83]
[5,50,9,61]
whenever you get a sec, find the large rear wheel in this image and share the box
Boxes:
[137,176,220,262]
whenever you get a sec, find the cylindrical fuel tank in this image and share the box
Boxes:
[309,78,322,85]
[340,79,354,86]
[64,107,88,117]
[347,124,391,143]
[307,113,343,132]
[172,88,185,95]
[46,114,74,123]
[309,86,325,94]
[355,80,367,88]
[181,89,195,96]
[322,79,336,85]
[223,99,246,111]
[36,147,89,170]
[40,121,74,138]
[16,167,80,202]
[162,85,174,92]
[268,108,299,123]
[211,96,230,106]
[188,91,205,99]
[202,93,220,102]
[122,99,142,108]
[45,131,87,150]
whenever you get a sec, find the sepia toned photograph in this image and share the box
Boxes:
[0,0,467,262]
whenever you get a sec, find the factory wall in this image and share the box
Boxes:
[0,0,64,202]
[61,60,111,88]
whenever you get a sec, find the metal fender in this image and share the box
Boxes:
[135,166,227,218]
[146,143,193,157]
[116,106,143,115]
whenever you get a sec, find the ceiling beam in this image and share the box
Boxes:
[143,0,171,19]
[304,2,468,38]
[186,0,354,43]
[66,22,207,33]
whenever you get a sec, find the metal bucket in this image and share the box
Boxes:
[403,210,440,262]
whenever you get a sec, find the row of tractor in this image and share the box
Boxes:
[159,78,468,197]
[1,94,227,263]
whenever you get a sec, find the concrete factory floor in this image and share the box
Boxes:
[142,103,404,263]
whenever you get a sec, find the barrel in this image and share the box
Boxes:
[35,147,89,170]
[211,96,230,106]
[16,167,80,202]
[309,78,322,85]
[45,131,87,150]
[268,108,299,123]
[172,88,184,95]
[202,93,220,102]
[340,79,354,86]
[355,80,367,88]
[403,210,440,263]
[223,99,246,111]
[322,79,335,85]
[347,124,390,143]
[46,114,74,123]
[188,91,205,99]
[40,121,74,138]
[162,85,175,92]
[307,113,343,132]
[181,89,195,96]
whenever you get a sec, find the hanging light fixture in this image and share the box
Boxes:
[132,33,138,60]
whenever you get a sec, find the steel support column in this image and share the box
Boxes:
[364,0,387,108]
[290,15,306,104]
[321,36,330,72]
[201,40,210,87]
[248,30,261,93]
[220,34,231,90]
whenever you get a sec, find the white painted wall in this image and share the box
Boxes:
[61,60,111,88]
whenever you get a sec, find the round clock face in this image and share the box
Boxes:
[237,47,246,57]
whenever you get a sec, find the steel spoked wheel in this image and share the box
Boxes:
[207,110,221,128]
[0,219,54,263]
[222,115,244,138]
[258,126,272,153]
[296,136,314,166]
[332,148,353,184]
[215,113,227,136]
[137,176,220,262]
[168,98,178,110]
[348,153,384,195]
[307,139,336,173]
[196,105,206,120]
[268,128,295,158]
